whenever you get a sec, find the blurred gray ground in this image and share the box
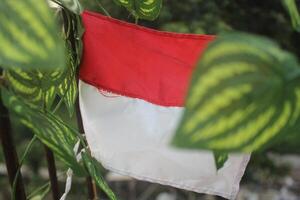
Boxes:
[0,153,299,199]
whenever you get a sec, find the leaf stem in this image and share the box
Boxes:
[52,98,64,114]
[12,135,37,200]
[96,0,111,17]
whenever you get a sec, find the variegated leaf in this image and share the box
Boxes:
[57,59,78,116]
[60,77,77,116]
[282,0,300,32]
[82,152,117,200]
[2,88,85,176]
[0,0,65,69]
[5,51,77,112]
[113,0,162,20]
[172,32,300,153]
[5,68,66,109]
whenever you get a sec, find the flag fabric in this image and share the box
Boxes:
[79,10,250,200]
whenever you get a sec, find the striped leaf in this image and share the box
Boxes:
[5,68,66,109]
[2,88,85,176]
[172,32,300,153]
[282,0,300,32]
[82,152,117,200]
[57,58,78,116]
[0,0,65,69]
[58,77,77,116]
[5,53,77,113]
[113,0,162,20]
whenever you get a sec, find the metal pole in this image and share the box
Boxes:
[0,99,26,200]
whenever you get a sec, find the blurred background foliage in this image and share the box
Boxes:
[85,0,300,57]
[1,0,300,199]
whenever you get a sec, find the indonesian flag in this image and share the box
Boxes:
[79,11,250,200]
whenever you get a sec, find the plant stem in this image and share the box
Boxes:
[0,98,26,200]
[52,98,64,114]
[96,0,111,17]
[12,135,37,199]
[45,146,60,200]
[42,87,60,200]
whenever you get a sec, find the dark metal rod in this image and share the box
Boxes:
[0,99,26,200]
[45,146,60,200]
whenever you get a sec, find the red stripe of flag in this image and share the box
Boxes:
[80,11,215,107]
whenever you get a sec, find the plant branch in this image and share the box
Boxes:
[12,135,37,200]
[96,0,111,17]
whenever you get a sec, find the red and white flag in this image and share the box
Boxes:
[79,11,250,200]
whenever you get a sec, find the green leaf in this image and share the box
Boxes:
[57,58,78,116]
[5,68,65,109]
[27,182,51,200]
[2,88,85,176]
[0,0,65,69]
[57,76,77,116]
[12,136,38,200]
[282,0,300,32]
[56,0,83,14]
[5,53,78,117]
[82,152,117,200]
[113,0,162,20]
[172,32,300,153]
[5,52,78,113]
[213,151,228,170]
